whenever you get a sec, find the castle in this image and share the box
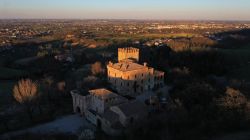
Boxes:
[107,47,165,96]
[71,47,165,135]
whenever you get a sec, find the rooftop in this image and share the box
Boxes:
[113,100,147,117]
[89,88,119,100]
[118,47,139,52]
[108,61,148,72]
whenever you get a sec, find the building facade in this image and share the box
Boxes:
[118,47,139,62]
[71,88,147,135]
[71,47,166,135]
[107,47,165,96]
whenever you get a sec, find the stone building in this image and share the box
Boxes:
[71,89,127,116]
[71,88,147,135]
[118,47,139,62]
[107,47,165,96]
[71,47,165,135]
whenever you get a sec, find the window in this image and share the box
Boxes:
[121,82,123,86]
[135,75,137,78]
[127,82,129,87]
[141,80,143,84]
[142,74,144,77]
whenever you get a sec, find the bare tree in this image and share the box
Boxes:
[222,87,247,109]
[91,61,104,75]
[13,79,39,121]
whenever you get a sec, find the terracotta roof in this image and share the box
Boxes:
[89,88,118,100]
[108,61,147,72]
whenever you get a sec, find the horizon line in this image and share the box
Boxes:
[0,18,250,22]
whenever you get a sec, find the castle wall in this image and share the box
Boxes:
[90,95,105,114]
[153,71,165,89]
[71,92,91,115]
[118,48,139,62]
[107,65,157,96]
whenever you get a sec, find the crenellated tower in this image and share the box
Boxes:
[118,47,139,62]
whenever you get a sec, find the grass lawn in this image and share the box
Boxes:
[0,80,16,111]
[0,81,16,93]
[0,67,27,80]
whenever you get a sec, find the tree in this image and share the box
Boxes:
[13,79,39,121]
[217,87,248,131]
[222,87,247,110]
[91,61,104,76]
[42,76,56,109]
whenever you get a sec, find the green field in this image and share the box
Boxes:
[111,33,198,41]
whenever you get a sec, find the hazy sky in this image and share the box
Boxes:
[0,0,250,20]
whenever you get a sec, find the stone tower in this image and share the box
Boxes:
[118,47,139,62]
